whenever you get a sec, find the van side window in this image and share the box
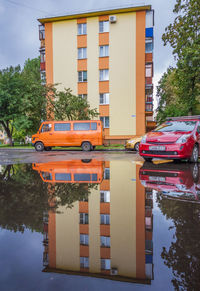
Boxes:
[74,123,90,131]
[55,173,71,181]
[91,122,97,130]
[54,123,71,131]
[41,124,52,132]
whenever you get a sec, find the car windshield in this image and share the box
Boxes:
[153,121,197,132]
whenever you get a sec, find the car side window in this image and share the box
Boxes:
[41,124,52,132]
[197,126,200,134]
[54,123,71,131]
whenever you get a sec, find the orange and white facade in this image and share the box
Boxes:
[38,5,154,143]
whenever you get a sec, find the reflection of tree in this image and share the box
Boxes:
[49,183,98,210]
[157,194,200,291]
[0,164,49,233]
[0,165,98,233]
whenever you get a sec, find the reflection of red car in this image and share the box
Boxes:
[139,162,200,202]
[139,116,200,162]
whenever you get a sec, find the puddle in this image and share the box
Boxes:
[0,158,200,290]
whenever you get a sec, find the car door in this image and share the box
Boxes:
[39,123,56,146]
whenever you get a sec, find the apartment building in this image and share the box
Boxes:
[38,5,154,143]
[40,160,154,283]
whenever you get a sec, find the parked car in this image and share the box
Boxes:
[32,120,103,152]
[125,136,142,151]
[139,116,200,163]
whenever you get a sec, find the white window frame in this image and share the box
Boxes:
[101,259,111,270]
[100,116,109,128]
[145,64,152,77]
[80,257,89,268]
[99,21,109,33]
[99,69,109,81]
[100,191,110,203]
[78,71,87,82]
[100,236,110,247]
[78,23,87,35]
[80,234,89,245]
[100,93,109,105]
[78,47,87,59]
[80,213,89,224]
[99,45,109,57]
[100,214,110,225]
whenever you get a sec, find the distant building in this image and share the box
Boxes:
[0,130,6,144]
[38,4,154,143]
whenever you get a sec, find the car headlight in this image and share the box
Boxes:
[176,134,191,144]
[141,135,147,143]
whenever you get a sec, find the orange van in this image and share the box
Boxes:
[32,120,103,151]
[32,159,104,184]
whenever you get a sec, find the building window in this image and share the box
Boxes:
[80,234,89,245]
[99,69,109,81]
[100,116,109,128]
[80,213,89,224]
[100,214,110,225]
[101,236,110,247]
[78,47,87,59]
[145,64,152,77]
[78,94,87,99]
[78,23,87,35]
[78,71,87,82]
[39,25,45,40]
[100,93,109,105]
[99,45,109,57]
[99,21,109,33]
[101,259,111,270]
[80,257,89,268]
[40,71,46,84]
[145,39,153,53]
[100,191,110,203]
[40,49,45,62]
[104,168,110,180]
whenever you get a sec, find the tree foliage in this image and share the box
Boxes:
[0,58,47,144]
[157,0,200,121]
[46,88,99,121]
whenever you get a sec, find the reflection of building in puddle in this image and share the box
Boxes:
[40,160,154,284]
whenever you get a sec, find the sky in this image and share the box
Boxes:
[0,0,177,98]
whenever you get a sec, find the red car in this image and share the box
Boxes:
[139,116,200,162]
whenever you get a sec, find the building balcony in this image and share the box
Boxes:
[146,77,152,85]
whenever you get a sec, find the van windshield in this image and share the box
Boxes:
[153,121,197,132]
[41,124,52,132]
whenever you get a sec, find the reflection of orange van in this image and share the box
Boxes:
[32,120,103,151]
[32,159,104,184]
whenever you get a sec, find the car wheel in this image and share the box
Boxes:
[82,142,91,152]
[189,163,199,183]
[44,147,52,151]
[35,142,44,152]
[144,157,152,162]
[189,144,199,163]
[134,142,140,152]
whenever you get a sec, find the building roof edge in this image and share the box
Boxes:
[38,5,151,24]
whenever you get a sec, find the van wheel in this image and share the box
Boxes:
[82,142,91,151]
[189,144,199,163]
[35,142,44,152]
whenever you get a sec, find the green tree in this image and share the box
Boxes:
[157,0,200,120]
[0,59,47,145]
[46,88,99,121]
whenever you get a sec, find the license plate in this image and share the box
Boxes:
[149,176,166,182]
[149,146,166,151]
